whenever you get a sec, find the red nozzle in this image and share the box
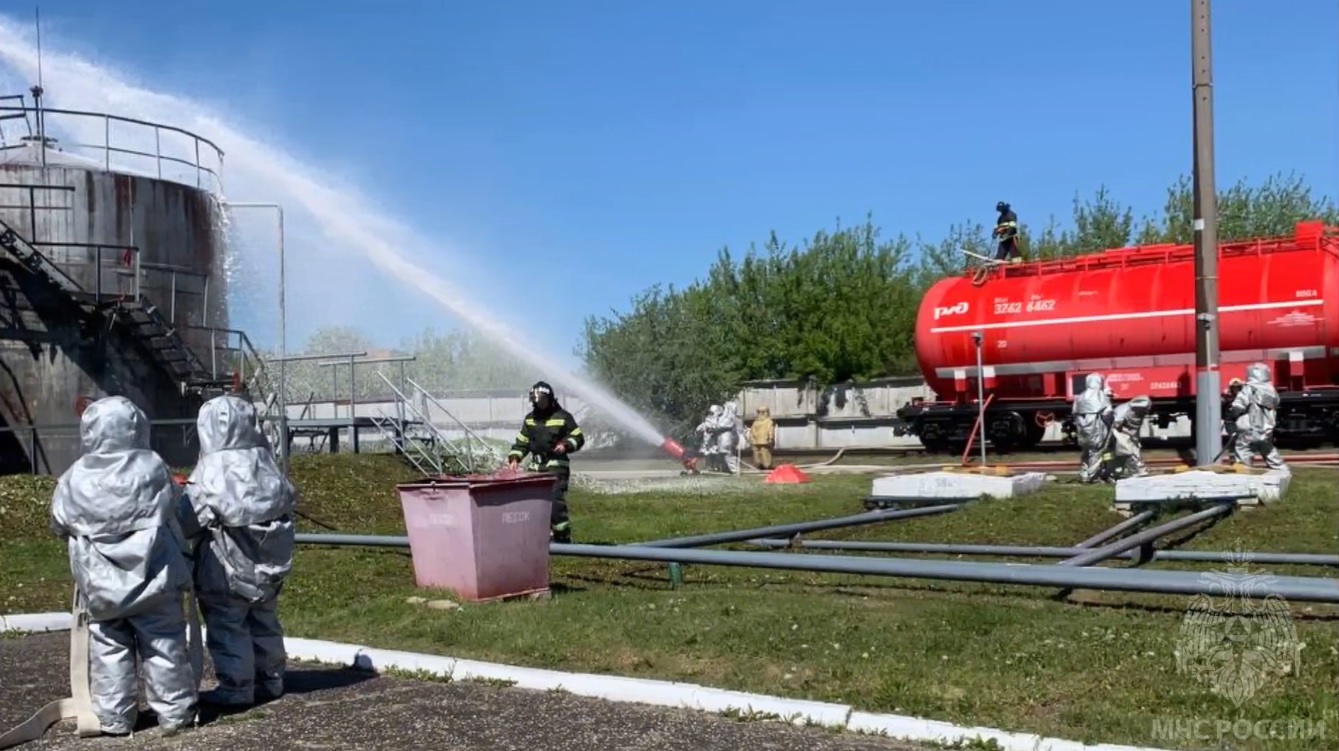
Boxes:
[659,436,700,473]
[660,436,686,459]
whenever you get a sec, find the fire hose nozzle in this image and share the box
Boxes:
[660,436,685,459]
[659,436,700,473]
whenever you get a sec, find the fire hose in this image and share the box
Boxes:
[0,590,205,748]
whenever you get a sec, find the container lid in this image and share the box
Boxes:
[395,469,559,491]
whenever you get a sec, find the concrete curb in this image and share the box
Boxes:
[1,612,1171,751]
[0,611,72,633]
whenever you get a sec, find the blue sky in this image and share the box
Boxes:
[3,0,1337,357]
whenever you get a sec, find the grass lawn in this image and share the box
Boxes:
[2,454,1336,750]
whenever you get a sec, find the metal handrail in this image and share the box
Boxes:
[0,105,225,193]
[405,377,508,466]
[368,409,443,476]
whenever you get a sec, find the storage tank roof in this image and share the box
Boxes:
[0,140,157,179]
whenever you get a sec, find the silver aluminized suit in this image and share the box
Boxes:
[184,395,297,706]
[49,396,198,734]
[1072,373,1115,483]
[1109,396,1152,478]
[696,405,723,471]
[715,401,744,474]
[1227,364,1287,470]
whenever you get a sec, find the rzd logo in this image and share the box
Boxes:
[933,301,969,320]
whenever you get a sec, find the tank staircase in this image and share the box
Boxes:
[0,217,247,401]
[368,373,507,476]
[188,327,283,445]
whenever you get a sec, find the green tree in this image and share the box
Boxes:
[581,218,922,436]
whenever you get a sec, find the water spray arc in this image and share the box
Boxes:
[0,19,674,456]
[222,201,289,471]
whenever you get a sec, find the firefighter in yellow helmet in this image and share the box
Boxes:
[507,381,585,543]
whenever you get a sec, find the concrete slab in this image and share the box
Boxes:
[0,632,933,751]
[1113,468,1292,513]
[871,471,1048,501]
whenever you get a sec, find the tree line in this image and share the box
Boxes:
[579,172,1339,437]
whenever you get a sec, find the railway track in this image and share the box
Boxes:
[777,441,1338,459]
[761,444,1339,475]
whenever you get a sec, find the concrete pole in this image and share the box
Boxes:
[1191,0,1222,466]
[973,331,987,466]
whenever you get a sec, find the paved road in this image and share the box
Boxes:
[1,633,929,751]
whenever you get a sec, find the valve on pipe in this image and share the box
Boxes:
[659,436,701,474]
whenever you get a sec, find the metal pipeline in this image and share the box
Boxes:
[630,503,966,549]
[289,533,1339,600]
[298,533,410,547]
[742,539,1339,567]
[1074,510,1156,548]
[1057,504,1234,567]
[548,544,1339,603]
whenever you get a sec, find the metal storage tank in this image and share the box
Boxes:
[0,95,234,474]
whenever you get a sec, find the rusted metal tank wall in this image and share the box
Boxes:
[0,160,230,474]
[0,162,229,342]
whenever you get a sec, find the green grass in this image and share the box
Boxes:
[2,454,1336,750]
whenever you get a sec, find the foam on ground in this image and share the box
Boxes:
[871,470,1049,500]
[577,473,770,496]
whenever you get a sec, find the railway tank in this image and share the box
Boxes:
[899,221,1339,451]
[0,93,256,474]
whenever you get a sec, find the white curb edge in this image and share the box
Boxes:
[1,611,1171,751]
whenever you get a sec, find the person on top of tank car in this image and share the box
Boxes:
[1225,364,1287,470]
[507,381,585,543]
[992,201,1021,264]
[1072,373,1115,483]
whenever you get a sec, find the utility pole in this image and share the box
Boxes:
[1191,0,1222,465]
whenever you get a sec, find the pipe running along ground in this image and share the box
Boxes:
[289,534,1339,602]
[630,503,965,549]
[1056,504,1234,568]
[742,539,1339,566]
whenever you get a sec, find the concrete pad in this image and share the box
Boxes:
[1113,468,1292,513]
[871,471,1048,500]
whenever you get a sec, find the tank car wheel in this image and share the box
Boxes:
[1020,419,1047,449]
[920,438,952,453]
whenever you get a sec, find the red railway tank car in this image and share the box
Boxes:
[897,221,1339,451]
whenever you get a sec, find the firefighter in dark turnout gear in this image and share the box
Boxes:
[993,201,1021,263]
[507,381,585,543]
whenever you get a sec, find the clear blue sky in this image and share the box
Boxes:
[3,1,1337,356]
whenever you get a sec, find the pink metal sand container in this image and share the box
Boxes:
[396,471,558,602]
